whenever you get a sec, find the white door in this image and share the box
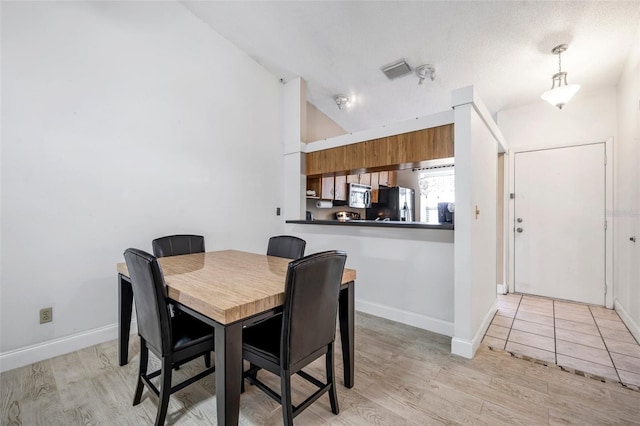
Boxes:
[514,143,606,305]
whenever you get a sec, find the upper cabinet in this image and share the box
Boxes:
[334,175,347,201]
[305,124,454,176]
[378,170,397,187]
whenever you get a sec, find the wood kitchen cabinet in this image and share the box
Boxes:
[334,175,347,201]
[305,124,454,176]
[378,170,397,187]
[321,176,335,200]
[370,172,380,203]
[308,171,396,203]
[358,173,371,185]
[305,175,346,201]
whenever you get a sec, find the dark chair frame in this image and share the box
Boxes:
[152,234,205,258]
[242,250,347,425]
[266,235,306,260]
[124,248,215,426]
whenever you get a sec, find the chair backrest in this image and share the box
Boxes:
[123,248,172,356]
[152,234,205,258]
[267,235,306,260]
[280,250,347,368]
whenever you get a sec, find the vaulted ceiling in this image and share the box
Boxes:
[182,1,640,135]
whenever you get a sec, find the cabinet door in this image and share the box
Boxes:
[359,173,371,185]
[379,171,397,187]
[370,172,380,203]
[347,174,359,184]
[321,176,335,200]
[334,175,347,201]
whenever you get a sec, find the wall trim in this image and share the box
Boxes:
[615,298,640,344]
[451,300,497,359]
[356,299,454,337]
[0,320,137,373]
[497,283,507,295]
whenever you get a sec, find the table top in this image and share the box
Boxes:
[117,250,356,325]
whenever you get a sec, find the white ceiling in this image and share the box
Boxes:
[181,1,640,134]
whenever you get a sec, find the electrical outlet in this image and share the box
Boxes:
[40,307,53,324]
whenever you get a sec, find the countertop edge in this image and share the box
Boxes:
[285,220,454,230]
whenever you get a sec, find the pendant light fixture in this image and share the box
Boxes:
[541,44,580,109]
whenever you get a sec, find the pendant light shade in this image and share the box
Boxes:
[541,44,580,109]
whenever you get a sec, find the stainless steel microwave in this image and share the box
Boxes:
[348,183,372,208]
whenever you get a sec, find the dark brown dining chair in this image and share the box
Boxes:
[151,234,206,327]
[152,234,205,258]
[123,248,215,426]
[242,250,347,425]
[266,235,306,260]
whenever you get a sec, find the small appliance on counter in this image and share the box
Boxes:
[437,202,454,223]
[365,186,415,222]
[335,211,360,222]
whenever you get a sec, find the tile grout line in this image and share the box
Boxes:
[553,300,558,365]
[504,294,523,350]
[588,305,622,385]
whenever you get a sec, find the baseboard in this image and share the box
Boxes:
[355,299,454,337]
[614,299,640,344]
[0,319,138,373]
[497,283,507,295]
[451,299,497,359]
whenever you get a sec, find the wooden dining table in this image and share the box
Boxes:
[116,249,356,426]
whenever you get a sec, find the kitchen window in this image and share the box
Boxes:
[418,167,455,224]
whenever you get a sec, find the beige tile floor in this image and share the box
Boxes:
[483,293,640,389]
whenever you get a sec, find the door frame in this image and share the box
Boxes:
[506,137,613,308]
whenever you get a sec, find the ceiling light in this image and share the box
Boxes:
[541,44,580,110]
[334,94,350,110]
[416,65,435,85]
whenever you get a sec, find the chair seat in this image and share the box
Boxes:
[242,315,282,365]
[172,313,215,352]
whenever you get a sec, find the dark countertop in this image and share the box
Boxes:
[286,219,454,230]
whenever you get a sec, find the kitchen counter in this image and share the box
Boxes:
[286,219,454,230]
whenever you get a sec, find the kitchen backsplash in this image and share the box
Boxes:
[306,199,365,220]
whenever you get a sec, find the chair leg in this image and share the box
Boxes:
[155,356,172,426]
[133,339,148,406]
[326,344,339,415]
[204,352,211,368]
[281,371,294,426]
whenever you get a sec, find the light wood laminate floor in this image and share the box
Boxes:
[2,312,639,425]
[484,294,640,390]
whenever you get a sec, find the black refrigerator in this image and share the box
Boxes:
[365,186,415,222]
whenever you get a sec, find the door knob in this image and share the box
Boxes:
[516,227,523,233]
[517,218,523,223]
[631,236,637,243]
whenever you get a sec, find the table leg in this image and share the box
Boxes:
[338,281,355,388]
[118,273,133,366]
[215,322,243,426]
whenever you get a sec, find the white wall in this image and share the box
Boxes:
[497,87,617,152]
[287,224,455,336]
[0,1,284,369]
[304,102,346,143]
[451,87,500,358]
[614,22,640,342]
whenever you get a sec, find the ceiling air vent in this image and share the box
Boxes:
[381,59,412,80]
